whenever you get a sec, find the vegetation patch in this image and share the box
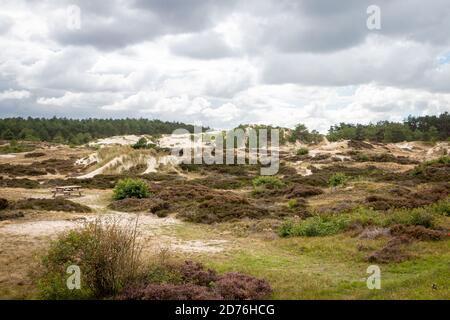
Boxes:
[37,220,272,300]
[296,148,309,156]
[389,225,446,241]
[0,141,35,154]
[366,236,412,263]
[24,152,46,158]
[350,151,419,164]
[113,178,150,200]
[11,198,92,213]
[328,172,348,188]
[365,184,449,211]
[108,198,169,214]
[0,177,40,189]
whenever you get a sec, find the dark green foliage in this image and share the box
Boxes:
[328,173,347,187]
[296,147,309,155]
[289,124,323,144]
[327,112,449,142]
[0,117,205,145]
[252,176,284,189]
[112,178,150,200]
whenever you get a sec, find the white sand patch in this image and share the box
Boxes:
[396,142,414,151]
[89,135,143,147]
[143,155,181,173]
[0,220,77,237]
[293,161,313,176]
[76,155,124,179]
[75,153,99,166]
[0,213,180,238]
[0,154,16,158]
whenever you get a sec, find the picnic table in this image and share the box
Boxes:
[52,185,83,198]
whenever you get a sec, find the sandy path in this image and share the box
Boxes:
[0,190,228,254]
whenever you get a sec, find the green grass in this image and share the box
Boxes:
[201,233,450,299]
[279,201,450,238]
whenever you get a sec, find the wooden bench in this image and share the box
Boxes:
[52,185,83,198]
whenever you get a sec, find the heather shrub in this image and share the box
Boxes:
[113,178,150,200]
[214,272,273,300]
[0,198,8,210]
[37,222,273,300]
[118,283,221,300]
[119,260,272,300]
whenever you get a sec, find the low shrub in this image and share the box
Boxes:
[287,199,299,209]
[386,208,436,228]
[0,198,9,210]
[12,198,91,213]
[252,176,284,189]
[214,272,272,300]
[411,156,450,177]
[430,198,450,216]
[37,221,273,300]
[37,219,142,299]
[108,198,169,214]
[113,178,150,200]
[279,215,351,237]
[328,173,348,188]
[296,148,309,156]
[279,200,446,238]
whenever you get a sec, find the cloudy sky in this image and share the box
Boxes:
[1,0,450,132]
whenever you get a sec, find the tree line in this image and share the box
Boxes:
[326,112,449,143]
[0,117,204,145]
[0,112,448,145]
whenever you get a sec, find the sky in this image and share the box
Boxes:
[0,0,450,132]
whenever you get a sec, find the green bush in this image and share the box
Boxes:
[430,198,450,217]
[252,176,284,189]
[296,148,309,156]
[279,201,445,238]
[412,156,450,176]
[113,178,150,200]
[37,219,142,299]
[386,208,436,228]
[287,199,299,209]
[328,173,347,188]
[132,137,157,150]
[279,215,351,237]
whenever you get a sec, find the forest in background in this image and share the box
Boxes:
[0,118,205,145]
[0,112,448,145]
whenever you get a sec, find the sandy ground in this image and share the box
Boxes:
[0,188,231,297]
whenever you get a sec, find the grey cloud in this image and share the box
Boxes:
[0,15,13,35]
[170,31,237,59]
[51,0,237,50]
